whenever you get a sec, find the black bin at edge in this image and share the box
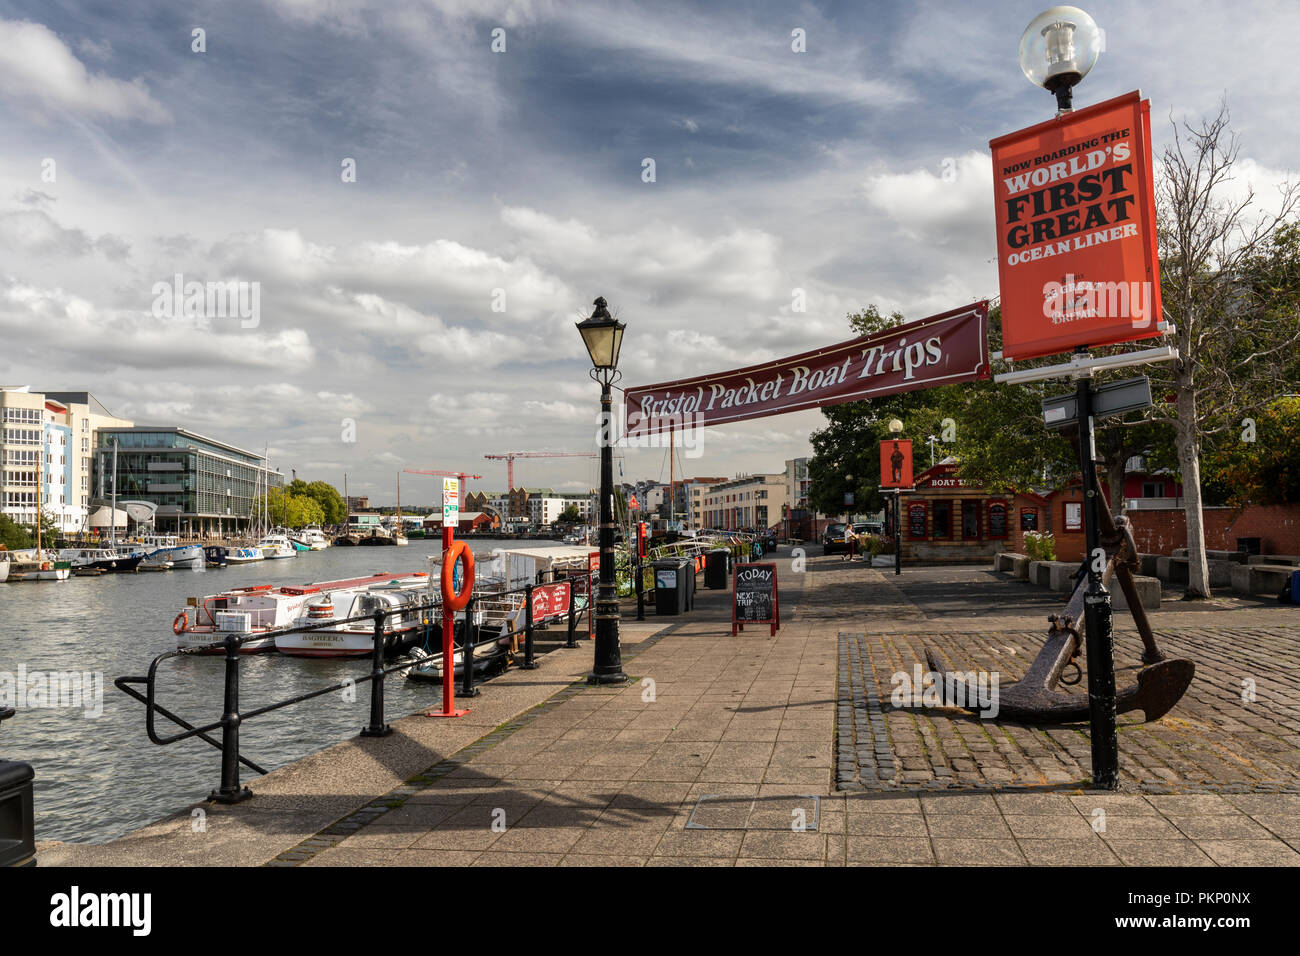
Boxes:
[0,758,35,867]
[705,549,729,590]
[652,558,690,615]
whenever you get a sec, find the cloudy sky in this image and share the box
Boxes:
[0,0,1294,505]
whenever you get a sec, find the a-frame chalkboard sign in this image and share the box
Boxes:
[732,562,779,636]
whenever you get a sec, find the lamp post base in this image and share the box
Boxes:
[585,669,629,686]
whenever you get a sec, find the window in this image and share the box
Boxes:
[1020,508,1039,531]
[932,500,952,539]
[961,500,981,539]
[1141,482,1165,498]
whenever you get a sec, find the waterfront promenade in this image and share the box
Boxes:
[39,551,1300,866]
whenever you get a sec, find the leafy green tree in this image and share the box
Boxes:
[560,505,581,523]
[0,514,33,550]
[1202,397,1300,507]
[303,480,347,525]
[1148,105,1300,596]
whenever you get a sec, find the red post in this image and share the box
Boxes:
[427,523,469,717]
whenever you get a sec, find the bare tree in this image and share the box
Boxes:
[1151,101,1300,597]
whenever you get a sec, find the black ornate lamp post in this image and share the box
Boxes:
[888,418,904,575]
[576,297,629,685]
[1020,6,1117,789]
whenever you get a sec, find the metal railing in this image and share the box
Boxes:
[115,569,593,803]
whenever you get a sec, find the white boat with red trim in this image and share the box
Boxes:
[274,574,434,658]
[173,571,428,653]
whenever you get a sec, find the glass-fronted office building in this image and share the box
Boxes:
[95,426,283,536]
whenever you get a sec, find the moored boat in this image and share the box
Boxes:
[173,571,426,653]
[275,574,434,658]
[204,545,228,568]
[225,546,264,564]
[56,547,145,573]
[296,526,331,550]
[138,534,204,570]
[257,534,297,560]
[6,551,72,581]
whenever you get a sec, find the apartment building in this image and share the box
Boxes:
[0,387,133,533]
[701,474,789,531]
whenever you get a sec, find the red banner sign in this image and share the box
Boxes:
[624,303,989,435]
[531,582,571,624]
[991,91,1163,360]
[880,439,913,489]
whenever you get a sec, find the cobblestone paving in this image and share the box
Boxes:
[249,552,1300,866]
[835,565,1300,794]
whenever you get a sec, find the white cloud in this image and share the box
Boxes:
[0,19,169,123]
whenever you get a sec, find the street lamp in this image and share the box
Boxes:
[1019,6,1102,114]
[888,419,904,576]
[576,296,628,685]
[1020,6,1118,790]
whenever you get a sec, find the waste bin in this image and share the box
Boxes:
[0,708,35,868]
[684,556,697,611]
[1291,570,1300,605]
[705,548,729,589]
[653,558,690,615]
[1238,537,1262,555]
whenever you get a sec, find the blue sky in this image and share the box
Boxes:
[0,0,1294,503]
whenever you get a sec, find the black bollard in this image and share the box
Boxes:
[461,595,480,698]
[210,633,253,803]
[565,579,579,648]
[1077,374,1118,789]
[361,610,391,737]
[522,583,538,669]
[635,554,645,621]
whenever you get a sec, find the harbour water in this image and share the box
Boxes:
[0,538,546,845]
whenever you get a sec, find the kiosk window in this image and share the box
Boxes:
[1064,501,1082,531]
[932,500,952,539]
[961,500,981,539]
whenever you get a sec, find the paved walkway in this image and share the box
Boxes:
[40,550,1300,866]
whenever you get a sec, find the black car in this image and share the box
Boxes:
[822,522,848,555]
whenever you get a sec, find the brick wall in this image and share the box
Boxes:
[1126,504,1300,556]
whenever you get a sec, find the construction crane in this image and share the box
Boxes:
[483,451,596,491]
[402,469,483,502]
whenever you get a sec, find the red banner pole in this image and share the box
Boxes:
[427,523,468,717]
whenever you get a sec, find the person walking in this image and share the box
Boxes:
[843,523,858,562]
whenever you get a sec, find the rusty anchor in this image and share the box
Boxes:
[920,510,1195,724]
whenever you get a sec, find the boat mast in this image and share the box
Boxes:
[36,446,43,555]
[396,471,402,534]
[668,422,674,531]
[110,438,118,549]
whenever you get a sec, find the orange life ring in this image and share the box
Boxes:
[441,540,475,612]
[173,611,188,635]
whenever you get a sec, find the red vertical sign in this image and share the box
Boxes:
[991,91,1163,360]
